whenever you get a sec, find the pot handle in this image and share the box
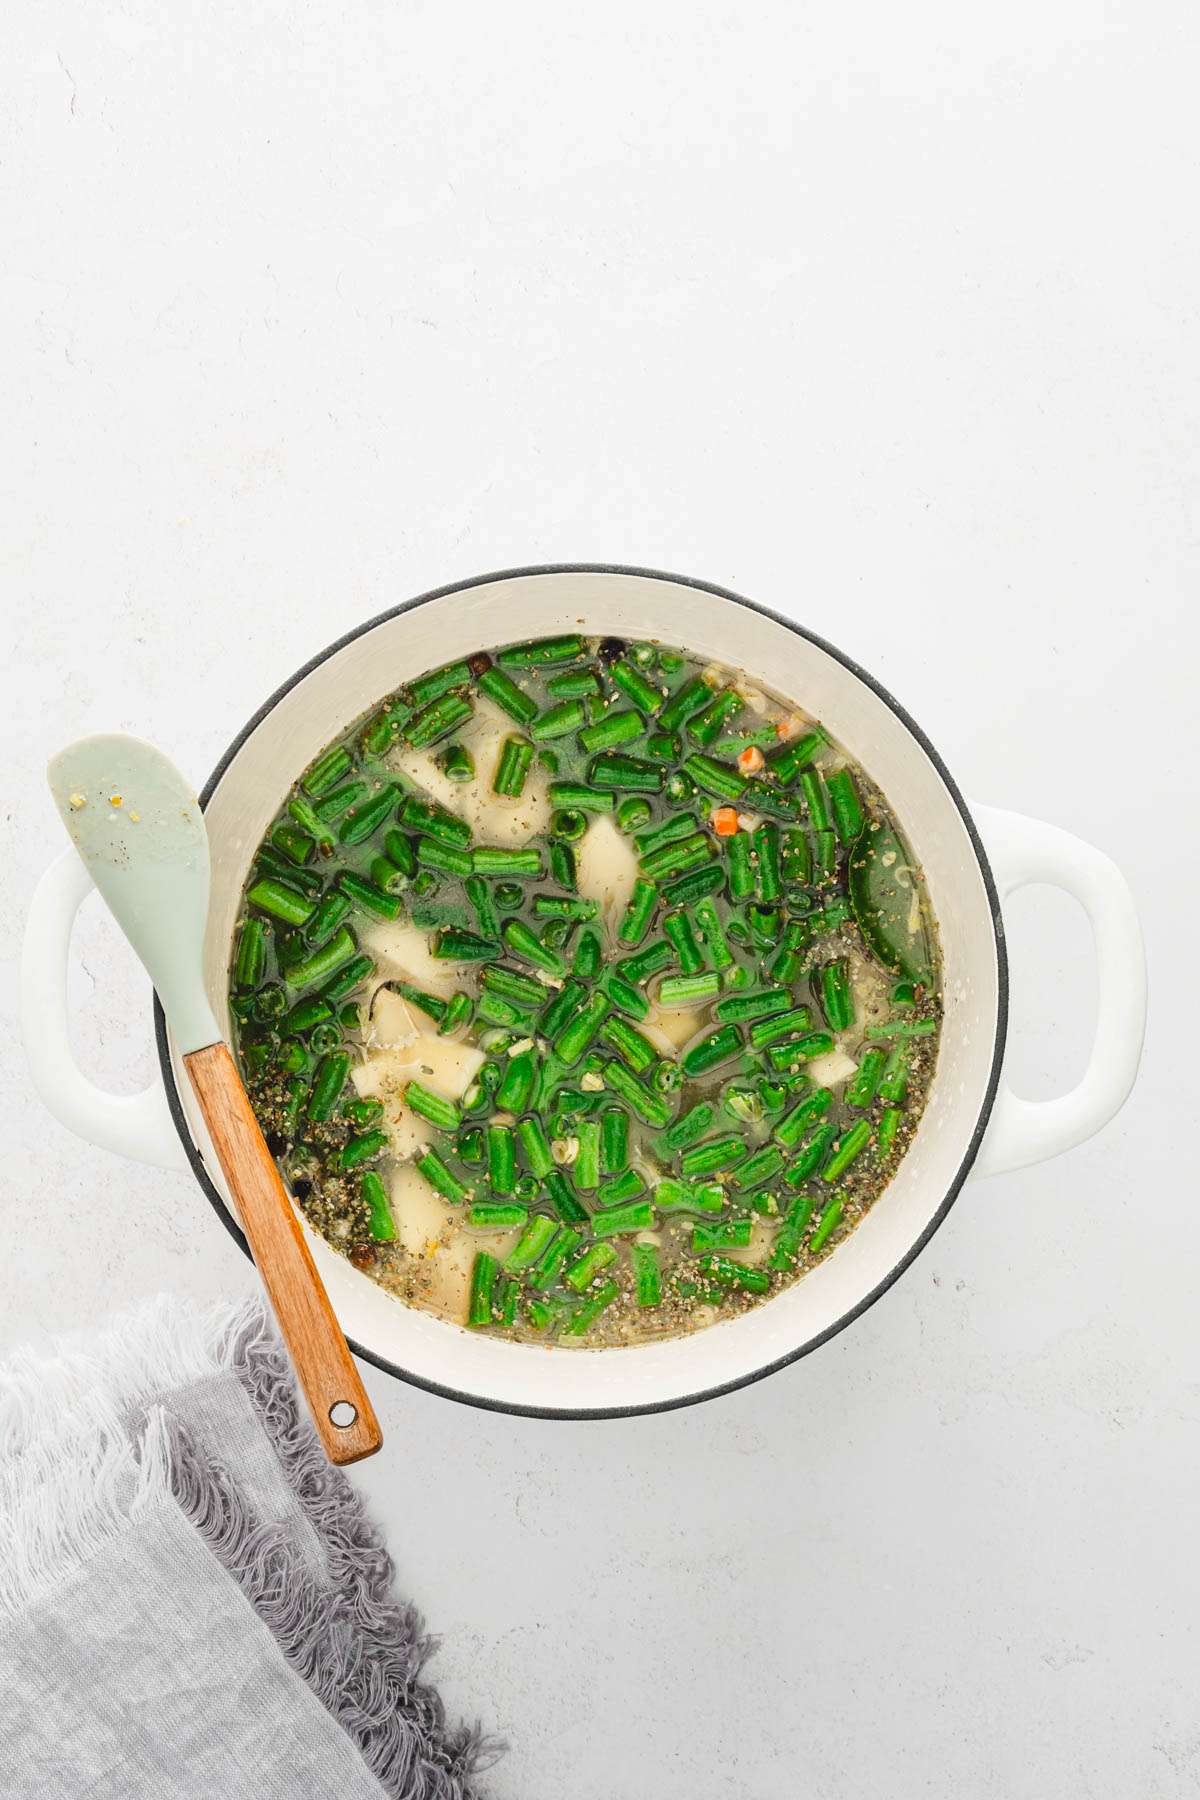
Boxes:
[21,849,190,1172]
[970,803,1146,1179]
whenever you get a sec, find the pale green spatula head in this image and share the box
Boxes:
[48,734,221,1055]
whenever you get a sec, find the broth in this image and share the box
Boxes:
[228,634,940,1346]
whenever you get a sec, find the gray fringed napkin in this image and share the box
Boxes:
[0,1297,493,1799]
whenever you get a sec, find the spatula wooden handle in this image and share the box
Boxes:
[184,1042,382,1464]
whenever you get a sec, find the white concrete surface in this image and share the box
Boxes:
[2,4,1195,1795]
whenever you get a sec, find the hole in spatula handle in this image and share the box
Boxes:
[329,1400,359,1429]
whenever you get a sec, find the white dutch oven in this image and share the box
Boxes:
[22,567,1146,1418]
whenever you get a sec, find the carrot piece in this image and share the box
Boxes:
[713,806,739,837]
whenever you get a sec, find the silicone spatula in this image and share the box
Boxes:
[48,733,382,1465]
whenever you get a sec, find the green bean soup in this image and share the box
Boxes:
[229,634,941,1346]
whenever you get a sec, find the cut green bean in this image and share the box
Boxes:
[547,667,602,700]
[754,822,782,902]
[662,909,704,974]
[658,971,720,1007]
[595,1168,645,1209]
[495,1050,537,1113]
[417,1147,470,1203]
[287,793,334,853]
[338,786,399,846]
[877,1105,904,1159]
[660,676,713,733]
[504,1213,559,1272]
[867,1017,939,1040]
[654,1178,725,1214]
[477,664,539,725]
[725,830,755,900]
[480,964,545,1009]
[358,1168,396,1242]
[846,1048,886,1109]
[588,753,664,793]
[486,1124,517,1194]
[301,744,354,798]
[809,1193,844,1255]
[631,1244,662,1307]
[533,894,597,922]
[765,1032,835,1073]
[817,958,854,1031]
[610,658,663,714]
[689,687,743,746]
[691,896,734,970]
[434,927,497,960]
[600,1107,629,1175]
[579,708,644,754]
[573,1118,601,1190]
[734,1145,786,1190]
[748,1006,814,1051]
[500,918,566,977]
[617,879,659,947]
[468,1253,499,1326]
[516,1114,554,1180]
[564,1240,618,1291]
[661,1101,715,1153]
[679,1134,748,1177]
[593,1200,654,1236]
[820,1119,872,1182]
[572,927,602,979]
[493,736,534,798]
[320,953,374,1003]
[547,780,615,814]
[681,1025,741,1077]
[599,1015,658,1073]
[408,693,473,748]
[683,751,744,803]
[621,939,674,985]
[314,780,369,825]
[469,1202,528,1229]
[769,1193,816,1269]
[878,1046,908,1105]
[336,873,404,920]
[440,743,475,783]
[563,1278,620,1335]
[234,917,267,989]
[716,987,790,1024]
[532,698,587,741]
[416,837,473,878]
[826,767,864,842]
[602,1060,672,1127]
[699,1255,770,1294]
[338,1129,389,1171]
[470,847,542,879]
[693,1219,752,1251]
[283,927,357,991]
[498,635,586,668]
[247,879,314,927]
[616,795,653,833]
[307,1051,351,1122]
[767,728,825,785]
[544,1169,589,1224]
[774,1086,833,1150]
[404,1080,461,1133]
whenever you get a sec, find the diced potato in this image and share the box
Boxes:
[575,813,639,944]
[806,1048,859,1089]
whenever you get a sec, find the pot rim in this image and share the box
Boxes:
[153,562,1009,1420]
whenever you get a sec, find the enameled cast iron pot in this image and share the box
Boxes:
[23,567,1147,1418]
